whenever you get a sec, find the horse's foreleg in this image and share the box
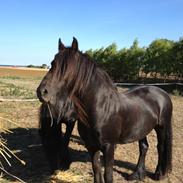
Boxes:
[128,137,149,181]
[59,122,75,170]
[40,121,62,174]
[103,143,115,183]
[63,121,75,146]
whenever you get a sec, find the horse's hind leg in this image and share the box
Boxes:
[78,123,104,183]
[90,149,104,183]
[128,137,149,181]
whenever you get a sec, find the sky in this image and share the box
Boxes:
[0,0,182,66]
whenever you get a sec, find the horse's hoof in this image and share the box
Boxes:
[54,170,60,175]
[59,152,72,170]
[154,170,167,180]
[60,163,70,171]
[50,169,59,175]
[59,159,71,171]
[127,171,146,181]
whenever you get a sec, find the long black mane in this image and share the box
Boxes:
[53,47,117,124]
[56,48,116,96]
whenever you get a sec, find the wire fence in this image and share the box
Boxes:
[115,83,183,95]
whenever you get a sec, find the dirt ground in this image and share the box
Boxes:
[0,68,183,182]
[0,95,183,183]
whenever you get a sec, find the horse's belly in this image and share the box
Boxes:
[119,132,149,144]
[119,119,157,144]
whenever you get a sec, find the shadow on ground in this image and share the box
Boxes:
[1,128,155,182]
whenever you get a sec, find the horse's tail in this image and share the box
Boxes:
[155,97,173,179]
[162,114,173,175]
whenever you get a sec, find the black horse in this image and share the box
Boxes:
[37,38,173,182]
[39,102,76,174]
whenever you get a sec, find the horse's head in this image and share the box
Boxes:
[37,37,79,121]
[37,37,93,124]
[37,37,79,102]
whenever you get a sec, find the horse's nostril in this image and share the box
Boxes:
[37,86,49,102]
[42,88,48,95]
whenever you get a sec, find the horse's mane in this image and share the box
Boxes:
[56,47,116,125]
[58,48,115,95]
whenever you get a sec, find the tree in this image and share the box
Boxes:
[124,39,145,80]
[41,64,48,69]
[172,38,183,78]
[143,39,174,78]
[85,37,182,82]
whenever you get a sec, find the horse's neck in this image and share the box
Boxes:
[119,92,131,108]
[119,91,141,114]
[81,70,121,108]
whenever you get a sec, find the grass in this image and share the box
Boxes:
[0,67,46,99]
[0,76,22,80]
[0,81,35,99]
[173,89,182,96]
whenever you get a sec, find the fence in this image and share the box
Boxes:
[115,83,183,95]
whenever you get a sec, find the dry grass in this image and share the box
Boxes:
[0,67,47,100]
[0,68,183,183]
[0,117,26,183]
[45,170,91,183]
[0,67,47,78]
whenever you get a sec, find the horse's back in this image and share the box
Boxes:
[119,86,172,143]
[126,85,172,107]
[126,85,172,121]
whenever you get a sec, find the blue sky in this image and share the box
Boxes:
[0,0,182,66]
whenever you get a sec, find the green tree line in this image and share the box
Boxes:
[86,38,183,82]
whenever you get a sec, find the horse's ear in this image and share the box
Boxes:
[71,37,78,51]
[58,38,65,52]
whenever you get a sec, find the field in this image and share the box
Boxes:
[0,67,183,183]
